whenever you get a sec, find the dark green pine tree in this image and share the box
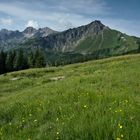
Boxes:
[6,51,16,72]
[34,48,46,68]
[0,50,7,74]
[14,49,28,70]
[28,51,35,68]
[136,39,140,53]
[138,43,140,53]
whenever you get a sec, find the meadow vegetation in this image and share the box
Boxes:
[0,54,140,140]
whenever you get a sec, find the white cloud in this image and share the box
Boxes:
[0,1,107,25]
[0,18,13,25]
[57,0,109,15]
[0,1,140,36]
[26,20,39,28]
[0,2,92,31]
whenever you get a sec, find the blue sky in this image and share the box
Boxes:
[0,0,140,36]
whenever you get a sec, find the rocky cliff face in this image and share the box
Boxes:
[40,20,105,51]
[27,20,139,56]
[23,27,37,38]
[35,27,57,37]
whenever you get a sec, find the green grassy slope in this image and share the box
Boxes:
[0,54,140,140]
[75,29,139,55]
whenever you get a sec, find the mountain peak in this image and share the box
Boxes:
[0,29,11,34]
[23,27,37,34]
[89,20,105,27]
[82,20,105,35]
[36,27,57,37]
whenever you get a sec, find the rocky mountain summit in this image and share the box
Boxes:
[0,26,57,50]
[40,20,106,52]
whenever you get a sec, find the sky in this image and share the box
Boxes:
[0,0,140,36]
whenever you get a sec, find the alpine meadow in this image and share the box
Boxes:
[0,0,140,140]
[0,55,140,140]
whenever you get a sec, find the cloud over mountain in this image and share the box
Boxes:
[26,20,39,29]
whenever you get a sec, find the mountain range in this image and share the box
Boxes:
[0,27,57,50]
[0,20,140,64]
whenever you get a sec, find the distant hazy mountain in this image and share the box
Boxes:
[0,27,57,50]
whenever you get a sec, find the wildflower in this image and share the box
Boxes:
[9,122,12,126]
[115,110,117,113]
[119,109,122,112]
[116,138,121,140]
[84,105,87,108]
[34,119,37,122]
[29,114,32,117]
[119,125,123,129]
[56,118,59,121]
[22,119,25,123]
[121,134,124,138]
[118,124,123,129]
[125,100,128,103]
[56,132,59,135]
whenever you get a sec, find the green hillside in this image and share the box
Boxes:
[75,29,139,55]
[0,54,140,140]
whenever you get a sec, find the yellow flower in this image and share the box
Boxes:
[116,138,121,140]
[121,134,124,138]
[22,119,25,123]
[84,105,87,108]
[118,124,123,129]
[56,132,59,135]
[120,125,123,129]
[125,100,128,103]
[29,114,32,117]
[34,119,37,122]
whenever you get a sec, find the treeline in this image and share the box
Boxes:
[1,46,140,75]
[0,48,46,74]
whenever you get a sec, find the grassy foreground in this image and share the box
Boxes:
[0,54,140,140]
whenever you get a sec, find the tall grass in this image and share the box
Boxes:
[0,54,140,140]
